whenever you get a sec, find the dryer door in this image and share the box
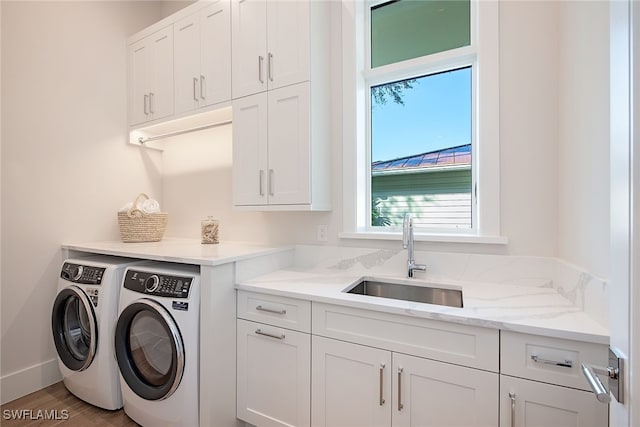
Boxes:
[51,285,98,371]
[115,298,184,401]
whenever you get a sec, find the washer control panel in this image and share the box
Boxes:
[60,263,106,285]
[124,270,192,299]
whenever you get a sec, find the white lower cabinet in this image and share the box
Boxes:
[500,331,609,427]
[392,352,498,427]
[311,336,499,427]
[312,336,391,427]
[236,295,608,427]
[500,375,608,427]
[236,319,310,427]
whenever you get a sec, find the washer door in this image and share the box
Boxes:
[115,298,184,401]
[51,285,98,371]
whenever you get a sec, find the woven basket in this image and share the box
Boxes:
[117,193,168,243]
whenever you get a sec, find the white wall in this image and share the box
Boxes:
[557,1,610,280]
[0,1,167,403]
[498,0,560,257]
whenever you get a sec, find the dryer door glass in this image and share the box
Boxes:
[129,311,173,386]
[63,296,93,360]
[115,300,184,401]
[51,286,97,371]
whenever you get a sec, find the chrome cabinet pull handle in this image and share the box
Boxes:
[256,305,286,315]
[259,170,265,196]
[268,52,274,82]
[149,92,155,114]
[268,169,274,196]
[255,328,285,340]
[397,367,404,411]
[143,94,149,115]
[379,363,385,406]
[200,75,206,99]
[258,56,264,84]
[531,354,573,368]
[193,77,199,101]
[509,392,516,427]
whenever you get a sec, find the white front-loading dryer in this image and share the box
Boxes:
[51,255,148,410]
[115,263,200,427]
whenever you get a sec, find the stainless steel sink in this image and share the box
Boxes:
[344,279,463,308]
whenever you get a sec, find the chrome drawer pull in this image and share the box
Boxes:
[255,328,285,340]
[509,392,516,427]
[379,363,385,406]
[256,305,286,315]
[397,367,404,411]
[531,354,573,368]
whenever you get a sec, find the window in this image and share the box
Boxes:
[342,0,502,242]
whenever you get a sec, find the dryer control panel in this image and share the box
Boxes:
[60,262,106,285]
[123,270,192,299]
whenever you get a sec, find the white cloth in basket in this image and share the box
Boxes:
[118,198,161,214]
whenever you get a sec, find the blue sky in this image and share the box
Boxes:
[371,67,472,162]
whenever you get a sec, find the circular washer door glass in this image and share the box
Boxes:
[129,311,173,386]
[62,295,93,360]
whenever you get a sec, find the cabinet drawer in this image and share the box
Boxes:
[237,290,311,332]
[501,331,608,390]
[312,302,499,372]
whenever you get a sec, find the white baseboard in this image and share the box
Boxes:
[1,359,62,405]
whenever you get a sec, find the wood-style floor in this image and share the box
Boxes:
[1,382,138,426]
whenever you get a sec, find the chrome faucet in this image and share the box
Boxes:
[402,213,427,278]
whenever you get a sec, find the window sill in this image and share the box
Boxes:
[338,231,509,245]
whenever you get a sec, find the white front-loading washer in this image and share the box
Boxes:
[51,255,148,410]
[115,263,200,427]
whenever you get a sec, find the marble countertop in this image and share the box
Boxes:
[237,267,610,345]
[62,238,292,266]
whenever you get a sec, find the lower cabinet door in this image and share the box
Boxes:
[237,319,311,427]
[312,336,392,427]
[392,353,499,427]
[500,375,609,427]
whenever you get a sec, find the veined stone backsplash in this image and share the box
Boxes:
[292,245,609,330]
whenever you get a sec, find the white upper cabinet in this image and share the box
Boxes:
[232,83,311,206]
[232,0,310,99]
[231,0,331,210]
[231,0,268,98]
[266,1,309,90]
[128,25,174,126]
[232,92,269,206]
[174,1,231,115]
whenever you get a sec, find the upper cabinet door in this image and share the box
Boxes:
[267,82,311,205]
[148,26,174,121]
[232,0,267,99]
[232,92,269,206]
[266,1,309,90]
[128,26,174,125]
[200,1,231,107]
[174,14,201,115]
[128,38,150,126]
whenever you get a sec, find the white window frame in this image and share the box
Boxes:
[340,0,505,244]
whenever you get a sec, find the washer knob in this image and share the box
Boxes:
[144,275,160,293]
[71,265,83,281]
